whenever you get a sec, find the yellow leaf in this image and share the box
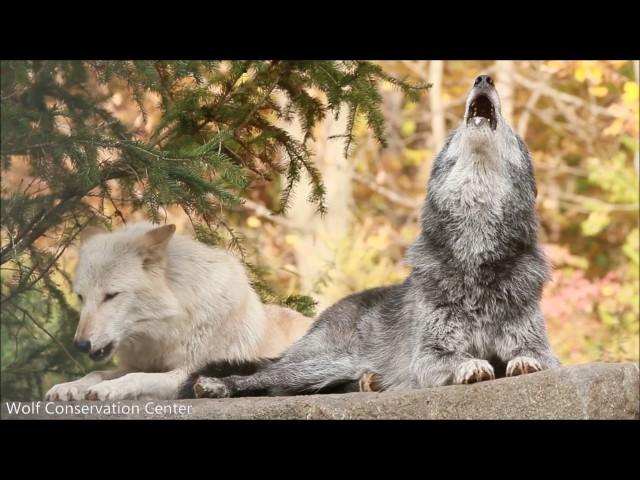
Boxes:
[285,234,299,246]
[587,65,603,84]
[246,216,261,228]
[367,234,389,250]
[403,148,427,166]
[581,210,610,236]
[588,85,608,98]
[574,61,602,83]
[401,121,417,138]
[546,60,565,72]
[601,286,614,297]
[400,224,418,242]
[609,60,628,69]
[353,112,369,137]
[602,118,625,136]
[623,81,639,106]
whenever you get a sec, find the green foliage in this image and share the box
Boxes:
[0,60,426,400]
[0,267,96,400]
[279,294,317,318]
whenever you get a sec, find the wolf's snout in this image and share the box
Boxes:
[474,75,494,89]
[466,74,500,131]
[73,338,91,352]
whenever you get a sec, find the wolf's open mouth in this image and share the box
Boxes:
[90,342,114,362]
[467,93,497,130]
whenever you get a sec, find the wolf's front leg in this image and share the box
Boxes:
[45,370,129,401]
[413,351,496,387]
[497,311,561,378]
[84,369,188,401]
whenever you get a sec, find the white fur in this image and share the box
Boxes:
[453,359,495,384]
[429,118,523,267]
[45,222,313,401]
[506,356,542,377]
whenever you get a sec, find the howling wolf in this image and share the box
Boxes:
[45,222,313,401]
[186,74,561,399]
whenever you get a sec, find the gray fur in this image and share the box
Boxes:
[191,75,561,398]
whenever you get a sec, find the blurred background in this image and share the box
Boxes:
[1,60,638,399]
[243,60,639,366]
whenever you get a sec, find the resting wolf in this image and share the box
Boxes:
[45,222,313,401]
[187,74,561,399]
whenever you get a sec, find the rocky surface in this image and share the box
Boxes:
[2,362,638,420]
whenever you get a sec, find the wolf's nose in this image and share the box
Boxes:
[73,338,91,352]
[474,75,494,88]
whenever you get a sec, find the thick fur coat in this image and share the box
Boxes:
[186,75,561,399]
[45,222,313,401]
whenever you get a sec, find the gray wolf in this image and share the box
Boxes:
[44,222,313,401]
[186,74,561,399]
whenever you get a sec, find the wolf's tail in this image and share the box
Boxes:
[178,358,278,399]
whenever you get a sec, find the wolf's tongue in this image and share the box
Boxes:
[474,118,482,126]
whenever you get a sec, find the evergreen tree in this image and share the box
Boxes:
[0,60,427,400]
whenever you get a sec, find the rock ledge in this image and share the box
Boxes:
[2,362,638,420]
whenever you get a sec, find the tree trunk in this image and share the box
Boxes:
[634,60,639,176]
[495,61,514,125]
[283,96,353,310]
[428,61,445,153]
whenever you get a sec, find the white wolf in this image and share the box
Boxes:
[44,222,313,401]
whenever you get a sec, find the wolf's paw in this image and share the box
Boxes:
[85,376,141,401]
[358,371,384,392]
[45,381,91,401]
[193,377,230,398]
[85,382,128,401]
[506,356,543,377]
[453,359,495,385]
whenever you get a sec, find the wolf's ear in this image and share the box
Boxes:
[136,224,176,267]
[80,225,107,245]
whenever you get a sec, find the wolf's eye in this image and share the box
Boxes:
[103,292,120,302]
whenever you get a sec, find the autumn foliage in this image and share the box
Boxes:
[1,60,638,400]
